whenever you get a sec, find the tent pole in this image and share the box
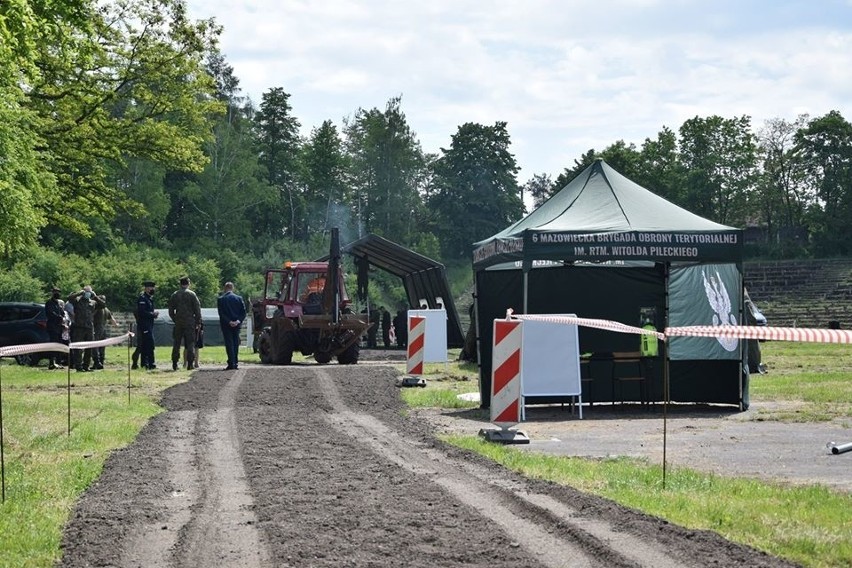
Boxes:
[662,262,671,489]
[738,260,745,411]
[523,269,529,314]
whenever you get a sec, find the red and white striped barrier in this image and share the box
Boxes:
[491,319,522,428]
[508,310,665,341]
[0,333,134,358]
[406,316,426,375]
[507,309,852,345]
[666,325,852,344]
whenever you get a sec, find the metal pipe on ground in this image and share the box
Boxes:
[827,441,852,455]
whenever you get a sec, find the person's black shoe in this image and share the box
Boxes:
[146,365,157,370]
[76,367,89,372]
[172,361,178,371]
[92,364,103,370]
[131,363,138,370]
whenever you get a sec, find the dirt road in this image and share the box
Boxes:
[58,364,797,567]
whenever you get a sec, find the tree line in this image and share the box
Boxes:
[2,1,851,307]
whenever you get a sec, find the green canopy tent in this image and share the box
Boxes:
[472,159,748,409]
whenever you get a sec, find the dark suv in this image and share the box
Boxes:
[0,302,50,366]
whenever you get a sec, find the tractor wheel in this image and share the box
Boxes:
[258,330,274,364]
[336,342,359,365]
[273,331,295,365]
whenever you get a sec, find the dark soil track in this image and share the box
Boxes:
[58,364,798,567]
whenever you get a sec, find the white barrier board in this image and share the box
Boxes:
[520,315,582,405]
[408,309,447,363]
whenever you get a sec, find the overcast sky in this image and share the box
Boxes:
[185,0,852,183]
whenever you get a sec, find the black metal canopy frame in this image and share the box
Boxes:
[319,233,465,348]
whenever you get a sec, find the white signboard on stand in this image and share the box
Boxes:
[519,315,582,418]
[408,309,447,363]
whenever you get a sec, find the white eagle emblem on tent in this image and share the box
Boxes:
[702,269,738,351]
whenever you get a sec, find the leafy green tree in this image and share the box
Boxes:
[110,158,170,246]
[428,121,523,258]
[24,0,221,240]
[755,116,811,250]
[301,120,349,235]
[345,96,426,241]
[253,87,304,239]
[635,126,686,204]
[169,106,272,248]
[0,0,91,256]
[523,173,554,210]
[678,115,758,225]
[794,110,852,255]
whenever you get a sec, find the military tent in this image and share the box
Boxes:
[472,159,748,409]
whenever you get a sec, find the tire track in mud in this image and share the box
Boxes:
[175,369,271,567]
[121,369,270,567]
[314,368,688,568]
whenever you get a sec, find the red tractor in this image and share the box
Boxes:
[251,229,371,364]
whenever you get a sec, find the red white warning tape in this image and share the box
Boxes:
[665,325,852,344]
[508,310,665,341]
[0,332,134,358]
[506,309,851,345]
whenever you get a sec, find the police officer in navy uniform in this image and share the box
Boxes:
[137,281,159,370]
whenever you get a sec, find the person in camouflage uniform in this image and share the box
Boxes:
[168,276,202,370]
[67,285,105,372]
[92,295,118,369]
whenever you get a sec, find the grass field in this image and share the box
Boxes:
[0,341,849,567]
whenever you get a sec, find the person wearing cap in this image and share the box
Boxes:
[168,276,202,371]
[136,281,159,370]
[92,294,118,369]
[67,285,105,372]
[217,281,246,370]
[45,287,67,369]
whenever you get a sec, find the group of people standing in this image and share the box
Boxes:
[44,285,118,371]
[363,306,408,348]
[44,278,247,372]
[132,278,246,372]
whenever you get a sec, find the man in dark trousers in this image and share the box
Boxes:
[381,306,391,348]
[136,281,159,370]
[217,281,246,370]
[45,287,66,369]
[92,294,118,369]
[68,285,105,372]
[168,276,202,370]
[393,308,408,348]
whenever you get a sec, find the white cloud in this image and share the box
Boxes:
[186,0,852,181]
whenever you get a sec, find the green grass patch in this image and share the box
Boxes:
[0,345,200,567]
[446,435,852,568]
[749,342,852,422]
